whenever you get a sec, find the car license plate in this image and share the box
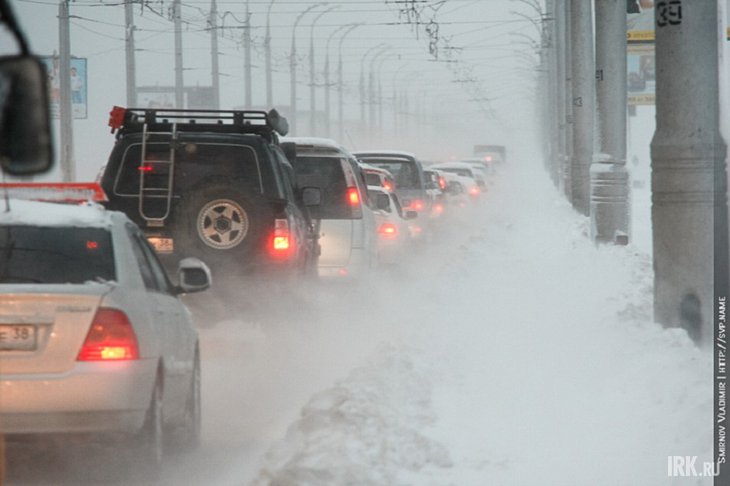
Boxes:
[0,325,37,351]
[147,237,174,254]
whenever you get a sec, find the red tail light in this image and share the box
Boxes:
[347,187,360,206]
[438,177,446,190]
[138,165,154,173]
[469,186,480,196]
[383,181,393,192]
[77,308,139,361]
[412,199,424,211]
[271,218,292,256]
[378,223,398,238]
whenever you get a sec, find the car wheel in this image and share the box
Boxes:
[174,182,268,271]
[134,378,164,479]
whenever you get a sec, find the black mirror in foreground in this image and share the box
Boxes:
[0,56,54,175]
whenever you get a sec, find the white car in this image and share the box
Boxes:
[430,162,483,202]
[0,198,210,478]
[367,186,417,265]
[282,137,378,279]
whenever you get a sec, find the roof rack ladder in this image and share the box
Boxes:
[138,122,177,227]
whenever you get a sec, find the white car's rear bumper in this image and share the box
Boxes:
[0,358,157,434]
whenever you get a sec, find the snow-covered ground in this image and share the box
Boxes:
[246,158,712,485]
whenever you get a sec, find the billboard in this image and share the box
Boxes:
[627,2,654,43]
[627,43,655,105]
[40,56,87,119]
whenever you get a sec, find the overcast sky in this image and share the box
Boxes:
[3,0,542,180]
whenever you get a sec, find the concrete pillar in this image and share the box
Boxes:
[651,0,728,345]
[592,0,629,244]
[569,0,593,215]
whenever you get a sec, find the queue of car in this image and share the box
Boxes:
[0,107,502,479]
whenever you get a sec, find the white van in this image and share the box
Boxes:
[282,137,378,279]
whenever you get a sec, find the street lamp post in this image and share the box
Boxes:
[337,24,360,141]
[359,44,387,136]
[375,53,397,137]
[264,0,275,108]
[324,23,356,138]
[309,6,337,135]
[368,48,391,140]
[290,4,322,135]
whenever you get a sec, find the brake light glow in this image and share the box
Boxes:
[378,223,398,238]
[438,177,446,190]
[383,181,393,192]
[347,187,360,206]
[86,240,99,250]
[484,155,493,162]
[433,203,444,215]
[469,186,480,196]
[412,199,424,211]
[138,165,154,173]
[271,218,292,255]
[77,308,139,361]
[273,236,290,250]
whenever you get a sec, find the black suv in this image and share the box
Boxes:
[99,107,318,277]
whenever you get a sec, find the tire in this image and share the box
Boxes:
[133,378,164,480]
[170,349,201,452]
[173,182,269,272]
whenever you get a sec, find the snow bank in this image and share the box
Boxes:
[251,154,712,486]
[252,343,452,486]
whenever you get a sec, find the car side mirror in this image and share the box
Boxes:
[301,186,321,207]
[0,55,53,175]
[176,257,211,294]
[404,210,418,220]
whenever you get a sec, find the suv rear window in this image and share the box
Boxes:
[292,156,355,219]
[359,158,420,189]
[115,142,263,196]
[0,227,115,284]
[439,167,474,178]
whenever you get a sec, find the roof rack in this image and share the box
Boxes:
[108,106,289,137]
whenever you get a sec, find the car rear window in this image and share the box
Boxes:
[115,142,263,196]
[0,227,115,284]
[364,172,381,186]
[292,156,355,219]
[359,158,420,189]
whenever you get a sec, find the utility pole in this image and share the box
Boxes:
[58,0,74,182]
[173,0,184,108]
[561,0,573,199]
[209,0,220,109]
[544,0,559,186]
[265,0,275,108]
[651,0,727,345]
[124,0,137,107]
[244,0,252,108]
[569,0,593,214]
[554,0,567,195]
[592,0,629,244]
